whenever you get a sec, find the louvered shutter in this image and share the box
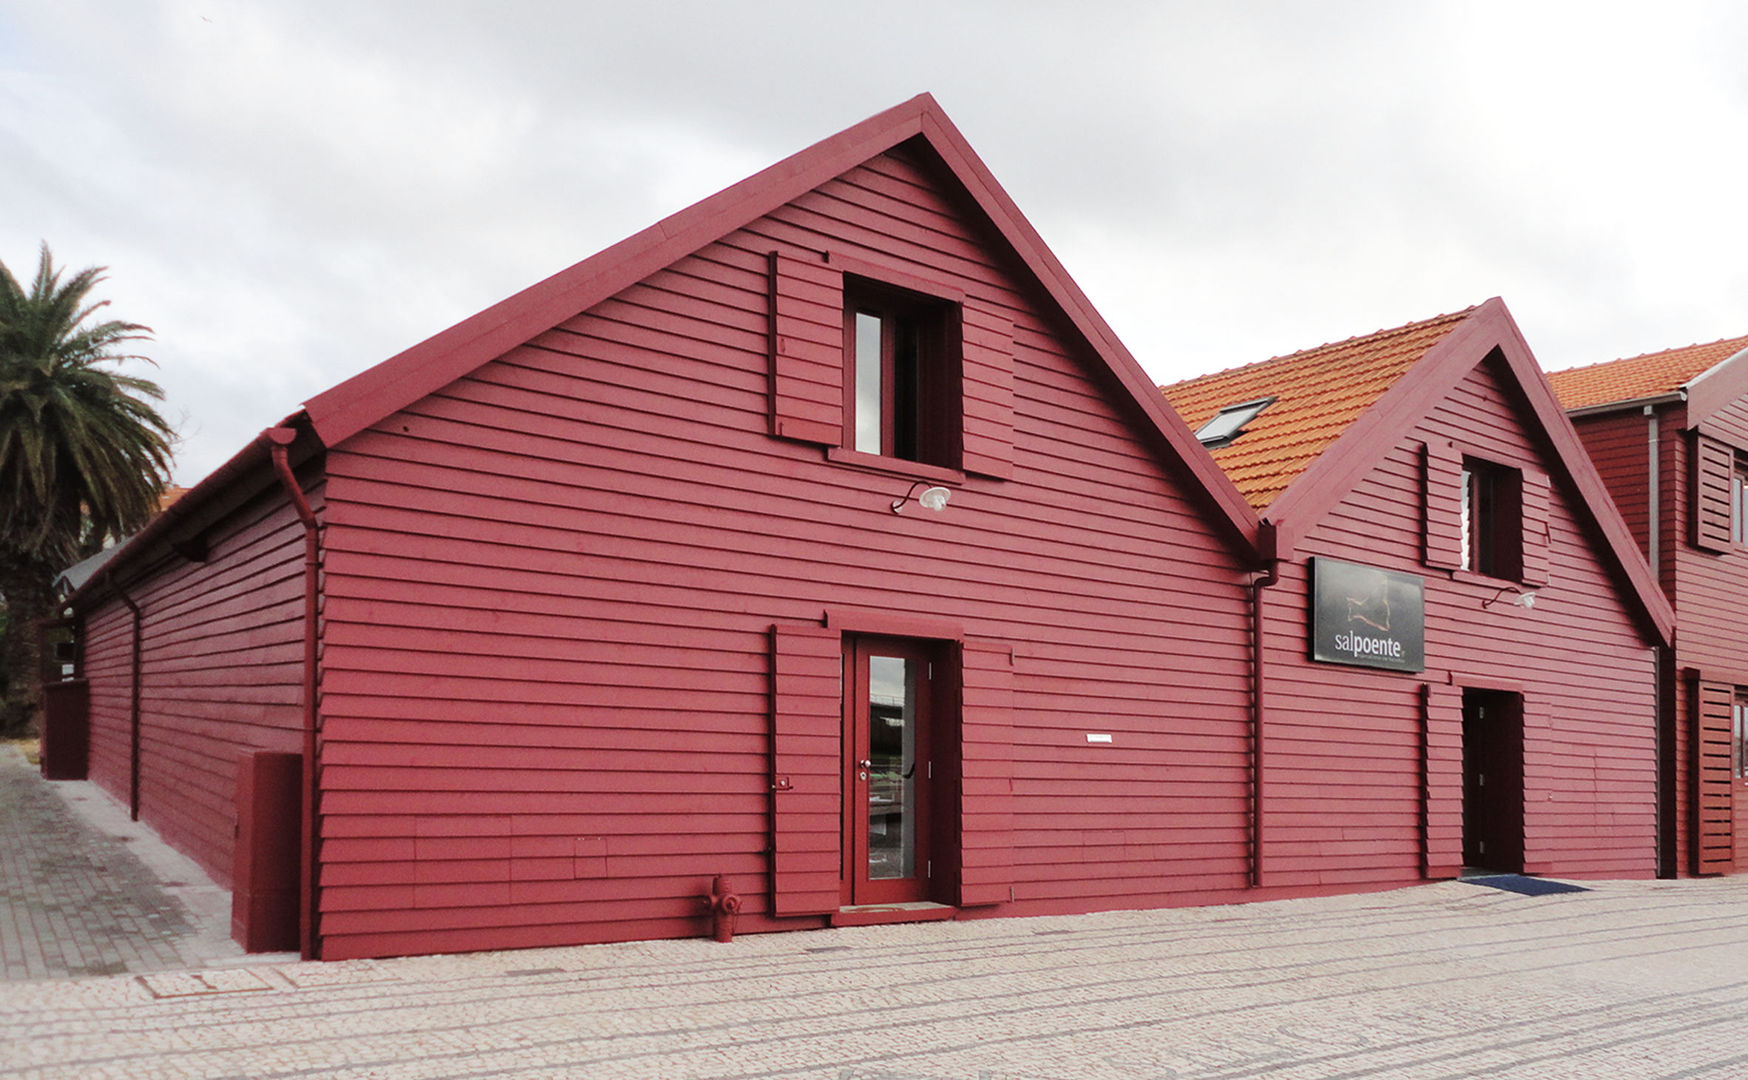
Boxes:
[1422,683,1464,879]
[1692,434,1734,553]
[959,641,1014,906]
[1694,677,1736,876]
[769,624,842,915]
[959,299,1014,480]
[768,253,844,447]
[1520,466,1551,586]
[1423,439,1464,570]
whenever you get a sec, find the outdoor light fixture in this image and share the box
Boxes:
[891,481,952,515]
[1482,585,1538,610]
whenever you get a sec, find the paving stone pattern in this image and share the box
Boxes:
[6,870,1748,1078]
[0,743,252,979]
[7,741,1748,1078]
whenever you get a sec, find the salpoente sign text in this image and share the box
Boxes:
[1309,557,1425,673]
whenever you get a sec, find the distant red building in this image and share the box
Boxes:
[1550,336,1748,876]
[1165,302,1672,887]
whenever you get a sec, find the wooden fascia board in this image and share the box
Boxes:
[1261,298,1673,645]
[305,95,937,447]
[302,93,1262,560]
[1684,345,1748,433]
[1487,304,1675,645]
[916,111,1263,559]
[1263,302,1504,555]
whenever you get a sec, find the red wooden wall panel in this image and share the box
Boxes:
[1270,357,1657,889]
[312,143,1256,959]
[77,476,320,888]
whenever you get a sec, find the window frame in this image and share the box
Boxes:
[1459,456,1524,581]
[841,275,959,470]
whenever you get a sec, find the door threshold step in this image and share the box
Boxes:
[831,902,957,927]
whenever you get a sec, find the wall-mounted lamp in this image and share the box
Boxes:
[1482,585,1538,610]
[891,481,951,515]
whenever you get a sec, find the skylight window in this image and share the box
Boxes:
[1195,397,1275,448]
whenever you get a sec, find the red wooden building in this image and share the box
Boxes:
[51,96,1675,963]
[1164,302,1673,887]
[1549,335,1748,876]
[57,96,1279,960]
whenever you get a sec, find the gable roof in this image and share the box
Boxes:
[1166,298,1672,643]
[1162,309,1475,511]
[1547,333,1748,426]
[301,92,1260,554]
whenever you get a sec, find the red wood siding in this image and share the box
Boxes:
[1268,357,1657,888]
[1568,409,1653,566]
[79,478,320,887]
[1692,434,1734,553]
[312,144,1256,959]
[1692,678,1735,874]
[1678,395,1748,872]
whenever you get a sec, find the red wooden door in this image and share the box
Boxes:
[843,637,935,905]
[1462,689,1525,873]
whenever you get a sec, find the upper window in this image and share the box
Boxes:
[1460,458,1523,579]
[843,278,956,466]
[1735,692,1748,780]
[1195,397,1275,448]
[1733,458,1748,546]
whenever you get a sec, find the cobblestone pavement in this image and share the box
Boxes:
[7,741,1748,1077]
[6,864,1748,1078]
[0,743,265,979]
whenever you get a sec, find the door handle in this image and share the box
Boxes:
[859,759,873,769]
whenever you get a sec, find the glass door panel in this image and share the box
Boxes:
[844,637,931,905]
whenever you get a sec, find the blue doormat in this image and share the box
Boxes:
[1462,874,1590,896]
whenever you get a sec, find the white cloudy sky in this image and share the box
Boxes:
[4,1,1745,485]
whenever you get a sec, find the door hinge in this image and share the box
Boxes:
[927,760,933,779]
[927,859,932,878]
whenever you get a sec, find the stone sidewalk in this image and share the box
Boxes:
[7,740,1748,1078]
[0,742,270,979]
[6,869,1748,1078]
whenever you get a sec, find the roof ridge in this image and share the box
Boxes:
[1546,331,1748,376]
[1158,306,1478,394]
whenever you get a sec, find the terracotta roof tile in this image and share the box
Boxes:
[1161,309,1475,511]
[1547,334,1748,411]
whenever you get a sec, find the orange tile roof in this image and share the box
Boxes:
[1547,334,1748,411]
[1161,308,1475,511]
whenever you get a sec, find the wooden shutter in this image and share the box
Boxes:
[1694,677,1735,876]
[960,299,1014,480]
[959,641,1014,906]
[1422,683,1464,879]
[1422,439,1464,570]
[768,253,844,447]
[1692,434,1734,553]
[1520,466,1551,586]
[769,624,842,915]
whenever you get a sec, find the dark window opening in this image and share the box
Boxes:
[1195,397,1275,448]
[1733,459,1748,546]
[844,279,956,467]
[1461,458,1523,579]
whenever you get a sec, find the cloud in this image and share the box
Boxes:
[4,0,1745,482]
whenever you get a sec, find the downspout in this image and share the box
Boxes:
[1645,404,1664,876]
[105,569,144,821]
[267,427,321,961]
[1250,523,1282,888]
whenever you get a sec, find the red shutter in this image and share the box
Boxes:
[769,624,842,916]
[1694,677,1735,876]
[959,641,1014,906]
[1692,434,1734,553]
[960,299,1014,480]
[1422,683,1463,879]
[768,252,844,447]
[1423,439,1463,570]
[1520,466,1551,586]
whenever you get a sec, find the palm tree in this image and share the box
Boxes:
[0,245,174,736]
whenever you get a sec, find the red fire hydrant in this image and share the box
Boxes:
[708,875,742,943]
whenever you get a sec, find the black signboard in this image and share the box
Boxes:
[1309,558,1425,673]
